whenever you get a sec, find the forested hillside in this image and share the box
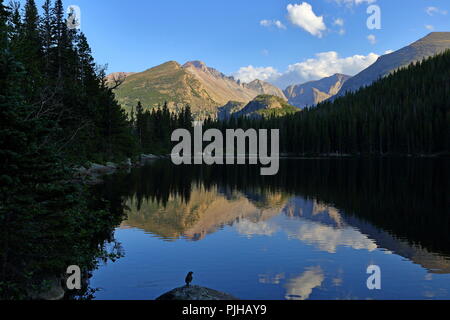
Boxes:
[214,51,450,156]
[0,0,135,299]
[2,0,138,163]
[336,32,450,97]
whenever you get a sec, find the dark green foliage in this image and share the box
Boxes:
[3,0,136,163]
[133,101,193,154]
[0,0,9,48]
[0,0,129,299]
[214,51,450,156]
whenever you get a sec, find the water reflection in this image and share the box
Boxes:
[121,184,450,274]
[284,266,324,300]
[93,158,450,300]
[123,186,289,241]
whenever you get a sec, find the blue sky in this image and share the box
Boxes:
[30,0,450,88]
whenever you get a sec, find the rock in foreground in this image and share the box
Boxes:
[156,285,238,301]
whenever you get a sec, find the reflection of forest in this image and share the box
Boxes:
[100,158,450,272]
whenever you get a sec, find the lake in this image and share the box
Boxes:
[89,158,450,300]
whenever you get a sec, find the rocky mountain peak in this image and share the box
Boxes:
[284,74,351,108]
[183,60,207,70]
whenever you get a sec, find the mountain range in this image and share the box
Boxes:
[284,74,351,108]
[335,32,450,97]
[108,32,450,118]
[111,60,285,118]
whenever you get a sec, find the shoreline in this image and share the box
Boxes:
[73,152,448,185]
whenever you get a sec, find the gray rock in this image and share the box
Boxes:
[156,285,238,301]
[106,162,118,169]
[29,277,65,300]
[141,154,160,160]
[89,163,116,175]
[122,158,132,167]
[73,166,89,178]
[141,154,161,165]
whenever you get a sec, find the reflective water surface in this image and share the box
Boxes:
[91,159,450,300]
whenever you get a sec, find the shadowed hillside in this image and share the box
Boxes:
[336,32,450,97]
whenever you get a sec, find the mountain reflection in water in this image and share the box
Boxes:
[92,159,450,300]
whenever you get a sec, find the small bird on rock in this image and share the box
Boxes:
[185,272,193,287]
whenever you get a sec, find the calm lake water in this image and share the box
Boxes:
[89,159,450,300]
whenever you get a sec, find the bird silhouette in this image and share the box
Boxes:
[185,272,193,287]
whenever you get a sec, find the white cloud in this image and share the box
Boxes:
[333,18,345,35]
[233,51,379,89]
[260,19,286,29]
[367,34,376,45]
[426,6,448,16]
[281,51,379,87]
[233,65,280,84]
[384,49,394,54]
[333,18,344,27]
[287,2,326,38]
[425,24,435,31]
[235,52,379,88]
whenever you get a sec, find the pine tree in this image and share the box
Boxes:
[51,0,69,83]
[7,1,21,51]
[0,39,82,299]
[19,0,43,102]
[40,0,53,74]
[135,101,144,147]
[0,0,8,50]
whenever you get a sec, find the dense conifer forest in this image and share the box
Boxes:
[205,51,450,156]
[0,0,133,299]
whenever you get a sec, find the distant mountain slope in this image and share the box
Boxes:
[232,95,300,119]
[217,101,247,121]
[182,61,258,105]
[112,61,219,118]
[110,60,286,118]
[336,32,450,97]
[284,74,350,108]
[244,79,287,100]
[105,72,135,85]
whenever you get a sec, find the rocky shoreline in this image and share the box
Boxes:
[73,154,168,185]
[73,152,449,186]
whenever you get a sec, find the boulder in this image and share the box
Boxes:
[141,154,160,165]
[73,166,89,178]
[106,162,118,169]
[121,158,132,168]
[141,154,160,160]
[89,163,116,175]
[156,285,238,301]
[28,276,65,300]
